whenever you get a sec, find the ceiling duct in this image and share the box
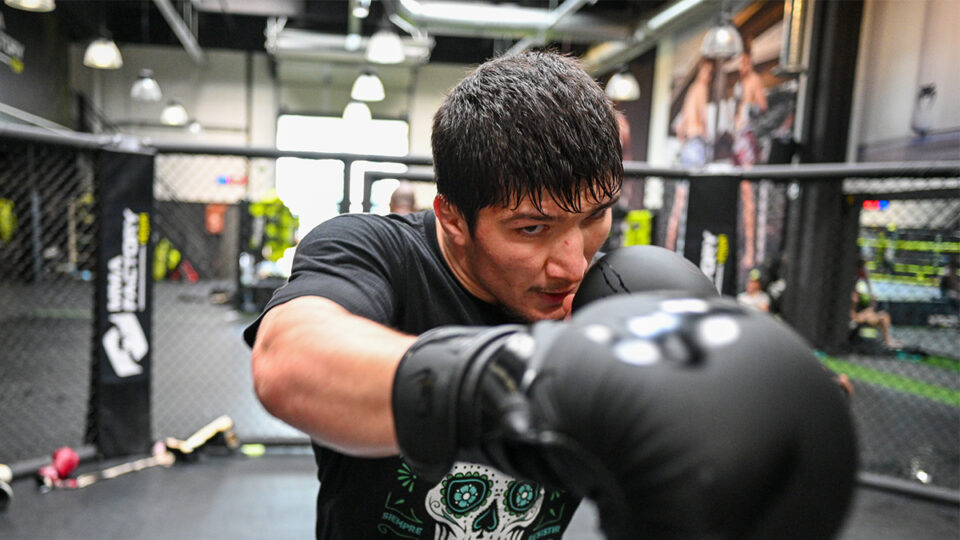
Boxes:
[388,0,631,42]
[581,0,754,75]
[267,25,433,66]
[191,0,304,18]
[152,0,205,65]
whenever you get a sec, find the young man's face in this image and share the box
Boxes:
[461,190,617,322]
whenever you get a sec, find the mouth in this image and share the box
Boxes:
[535,288,575,306]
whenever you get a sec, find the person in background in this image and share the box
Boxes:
[940,257,959,312]
[388,181,417,215]
[677,57,714,168]
[665,59,714,253]
[851,259,901,348]
[734,47,768,138]
[733,46,769,276]
[737,268,771,312]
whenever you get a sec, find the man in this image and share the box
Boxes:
[734,48,768,137]
[666,57,713,253]
[246,51,622,539]
[388,181,417,215]
[737,268,771,312]
[733,48,769,275]
[940,257,959,311]
[851,259,901,349]
[676,57,713,169]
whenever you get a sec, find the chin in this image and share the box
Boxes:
[529,306,567,322]
[501,303,557,323]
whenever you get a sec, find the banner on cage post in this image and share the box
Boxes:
[92,149,154,457]
[683,177,738,296]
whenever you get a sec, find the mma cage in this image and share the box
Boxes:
[0,122,957,505]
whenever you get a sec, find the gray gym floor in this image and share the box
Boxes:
[1,449,957,539]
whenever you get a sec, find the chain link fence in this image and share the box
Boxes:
[609,172,959,494]
[1,130,957,501]
[835,179,959,493]
[150,153,305,444]
[0,139,97,464]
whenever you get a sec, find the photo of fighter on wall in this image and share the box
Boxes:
[663,1,797,293]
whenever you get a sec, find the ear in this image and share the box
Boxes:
[433,196,470,247]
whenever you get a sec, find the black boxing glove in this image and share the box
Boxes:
[575,246,856,398]
[392,293,857,539]
[573,245,718,311]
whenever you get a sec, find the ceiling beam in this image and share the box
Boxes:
[152,0,206,65]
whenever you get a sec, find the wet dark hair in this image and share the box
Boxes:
[431,50,623,230]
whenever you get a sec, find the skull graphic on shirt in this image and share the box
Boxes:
[426,463,544,539]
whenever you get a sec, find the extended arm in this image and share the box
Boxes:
[251,295,417,456]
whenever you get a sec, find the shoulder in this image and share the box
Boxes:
[301,211,427,247]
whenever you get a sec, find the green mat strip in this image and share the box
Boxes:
[819,356,960,407]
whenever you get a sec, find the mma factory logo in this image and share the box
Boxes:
[699,230,729,291]
[0,14,25,74]
[103,208,150,377]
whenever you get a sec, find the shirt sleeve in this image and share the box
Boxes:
[242,214,400,347]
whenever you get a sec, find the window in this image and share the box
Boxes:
[275,114,410,238]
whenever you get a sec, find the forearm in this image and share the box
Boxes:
[251,296,417,456]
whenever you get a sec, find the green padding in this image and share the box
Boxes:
[922,356,960,373]
[820,357,960,407]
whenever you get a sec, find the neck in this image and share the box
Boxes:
[435,222,496,304]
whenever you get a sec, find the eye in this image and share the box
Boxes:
[518,224,545,236]
[587,206,609,220]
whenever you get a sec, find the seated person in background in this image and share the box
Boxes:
[737,268,771,312]
[940,258,959,311]
[851,260,901,348]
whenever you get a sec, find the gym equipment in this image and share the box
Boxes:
[37,415,239,492]
[164,415,240,461]
[36,446,81,491]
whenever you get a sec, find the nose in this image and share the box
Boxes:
[545,228,589,283]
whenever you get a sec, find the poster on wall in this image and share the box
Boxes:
[660,1,795,295]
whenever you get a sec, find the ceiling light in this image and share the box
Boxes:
[366,29,404,64]
[342,101,372,122]
[188,120,203,134]
[605,69,641,101]
[161,99,189,126]
[83,38,123,69]
[130,68,163,102]
[701,1,743,60]
[351,71,385,102]
[4,0,55,12]
[353,0,371,19]
[345,33,362,51]
[701,21,743,59]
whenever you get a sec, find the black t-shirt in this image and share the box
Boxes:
[244,210,579,539]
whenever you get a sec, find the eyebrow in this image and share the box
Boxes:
[590,195,620,214]
[503,195,621,223]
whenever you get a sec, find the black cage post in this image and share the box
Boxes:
[781,0,865,352]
